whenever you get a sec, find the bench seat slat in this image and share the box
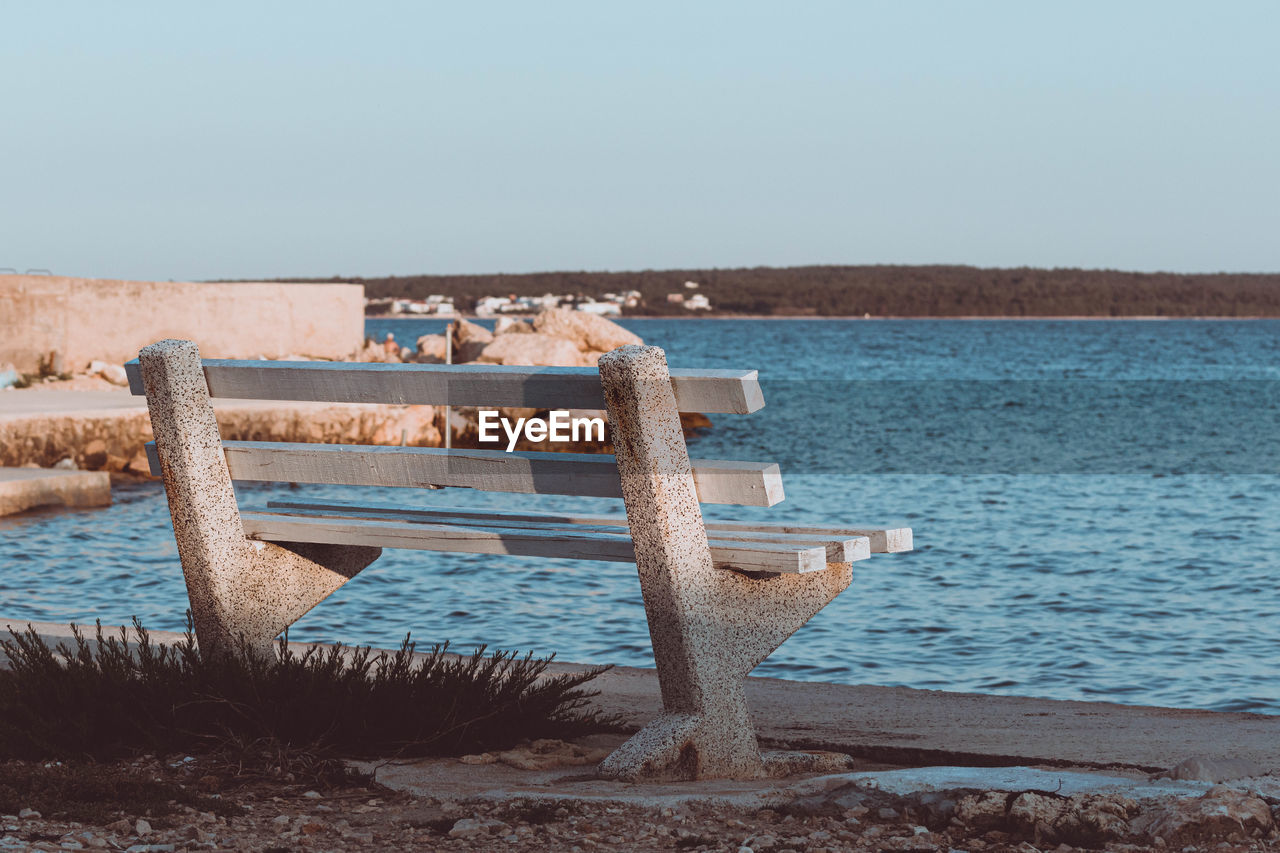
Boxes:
[263,501,870,563]
[265,498,911,554]
[241,511,832,574]
[146,442,785,507]
[125,359,765,414]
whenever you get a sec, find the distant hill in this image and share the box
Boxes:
[274,265,1280,317]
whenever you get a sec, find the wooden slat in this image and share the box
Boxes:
[266,498,909,554]
[145,442,785,506]
[125,358,764,414]
[241,512,829,573]
[264,501,869,563]
[700,519,913,553]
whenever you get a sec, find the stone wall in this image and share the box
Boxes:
[0,403,442,473]
[0,275,365,373]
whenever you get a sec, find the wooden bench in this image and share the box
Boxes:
[127,339,912,781]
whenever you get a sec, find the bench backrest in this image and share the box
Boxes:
[125,352,785,507]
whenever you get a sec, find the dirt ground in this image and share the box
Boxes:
[3,749,1278,853]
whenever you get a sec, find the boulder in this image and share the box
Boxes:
[532,307,641,353]
[415,334,448,363]
[1131,786,1273,844]
[80,438,109,469]
[493,316,533,335]
[357,338,398,363]
[88,360,129,386]
[1161,756,1269,782]
[475,334,587,367]
[452,319,493,363]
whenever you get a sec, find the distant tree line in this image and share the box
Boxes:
[275,265,1280,317]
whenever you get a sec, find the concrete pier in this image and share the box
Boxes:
[0,467,111,516]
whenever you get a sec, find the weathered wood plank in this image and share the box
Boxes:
[701,519,914,553]
[264,500,869,563]
[147,442,784,506]
[266,498,907,554]
[125,358,764,414]
[241,512,827,573]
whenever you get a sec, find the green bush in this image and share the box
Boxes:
[0,619,619,762]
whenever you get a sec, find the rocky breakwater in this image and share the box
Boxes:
[0,396,444,476]
[413,309,711,450]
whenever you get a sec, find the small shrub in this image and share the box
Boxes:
[0,619,620,762]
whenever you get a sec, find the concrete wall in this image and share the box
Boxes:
[0,275,365,373]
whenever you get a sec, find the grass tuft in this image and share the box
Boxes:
[0,618,620,762]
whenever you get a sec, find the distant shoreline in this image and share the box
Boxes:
[338,264,1280,319]
[368,313,1279,322]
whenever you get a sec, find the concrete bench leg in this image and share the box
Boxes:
[139,339,380,658]
[598,345,853,781]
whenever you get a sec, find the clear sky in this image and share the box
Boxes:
[3,1,1277,280]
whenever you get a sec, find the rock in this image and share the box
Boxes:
[81,439,108,469]
[1007,792,1068,831]
[954,791,1008,829]
[1160,756,1269,782]
[1131,786,1272,844]
[492,738,611,770]
[1070,795,1136,842]
[494,317,533,335]
[302,790,322,799]
[451,319,494,363]
[88,360,129,386]
[134,818,151,837]
[105,819,132,833]
[448,817,507,839]
[532,307,642,353]
[53,458,77,470]
[17,809,40,820]
[459,753,498,765]
[415,334,448,363]
[127,448,153,475]
[475,334,587,367]
[367,405,440,446]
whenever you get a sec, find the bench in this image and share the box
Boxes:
[126,338,912,781]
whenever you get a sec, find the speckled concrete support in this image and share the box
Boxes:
[597,345,853,781]
[139,339,380,658]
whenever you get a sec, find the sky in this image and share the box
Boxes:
[2,1,1277,281]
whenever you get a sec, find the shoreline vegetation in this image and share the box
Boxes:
[272,264,1280,318]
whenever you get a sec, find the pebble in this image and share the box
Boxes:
[134,818,151,837]
[448,818,489,839]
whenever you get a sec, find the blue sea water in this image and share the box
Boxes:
[4,318,1280,713]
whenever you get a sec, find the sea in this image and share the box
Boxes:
[4,317,1280,714]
